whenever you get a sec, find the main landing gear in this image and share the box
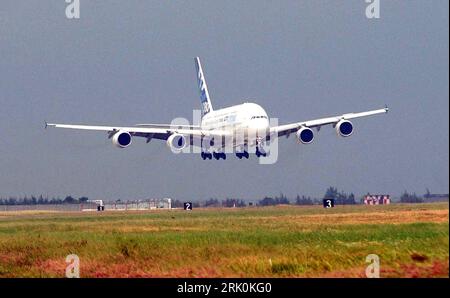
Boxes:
[201,152,226,160]
[201,148,266,160]
[235,151,249,159]
[255,146,267,158]
[201,152,212,160]
[213,152,226,160]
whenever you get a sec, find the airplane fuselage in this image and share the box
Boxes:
[201,102,270,139]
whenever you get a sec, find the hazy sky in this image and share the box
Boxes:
[0,1,448,201]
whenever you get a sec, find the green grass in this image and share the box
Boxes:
[0,203,448,277]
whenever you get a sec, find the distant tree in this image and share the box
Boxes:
[237,199,246,207]
[281,193,288,203]
[335,191,346,205]
[400,191,423,203]
[171,199,184,208]
[38,195,45,204]
[259,197,276,206]
[78,197,89,203]
[222,198,233,208]
[347,193,356,205]
[324,187,357,205]
[63,196,76,204]
[275,193,290,205]
[204,198,220,207]
[258,193,292,206]
[222,198,246,208]
[324,187,339,201]
[295,195,314,205]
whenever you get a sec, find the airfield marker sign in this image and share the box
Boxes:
[323,199,335,208]
[184,202,193,211]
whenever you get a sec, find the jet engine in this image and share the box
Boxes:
[336,120,354,137]
[296,127,314,144]
[112,131,132,148]
[167,134,187,152]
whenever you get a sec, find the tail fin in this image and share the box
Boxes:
[194,57,213,116]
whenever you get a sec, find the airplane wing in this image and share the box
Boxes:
[45,122,229,142]
[270,106,389,138]
[134,123,201,129]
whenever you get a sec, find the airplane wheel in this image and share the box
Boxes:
[244,151,249,159]
[256,147,266,158]
[222,153,227,160]
[260,148,267,157]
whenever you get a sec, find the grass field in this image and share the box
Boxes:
[0,203,448,277]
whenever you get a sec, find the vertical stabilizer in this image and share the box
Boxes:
[194,57,214,116]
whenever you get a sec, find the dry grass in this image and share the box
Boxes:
[0,203,448,277]
[288,209,449,225]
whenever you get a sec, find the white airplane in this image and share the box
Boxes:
[47,57,388,160]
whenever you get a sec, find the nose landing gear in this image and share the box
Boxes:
[202,152,226,160]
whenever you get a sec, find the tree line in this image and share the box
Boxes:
[257,187,357,206]
[181,188,431,207]
[399,191,424,203]
[0,195,89,205]
[176,187,364,207]
[0,188,433,206]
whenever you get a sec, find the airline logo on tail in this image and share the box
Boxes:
[195,57,213,116]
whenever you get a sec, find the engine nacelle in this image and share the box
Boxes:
[336,120,354,137]
[167,134,187,152]
[112,131,132,148]
[296,127,314,144]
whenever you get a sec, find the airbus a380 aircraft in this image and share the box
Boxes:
[47,57,388,160]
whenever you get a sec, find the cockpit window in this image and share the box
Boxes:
[251,116,267,119]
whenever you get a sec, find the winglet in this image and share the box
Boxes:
[45,122,56,129]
